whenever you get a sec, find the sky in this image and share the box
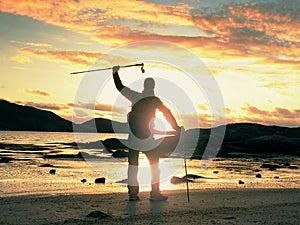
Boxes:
[0,0,299,129]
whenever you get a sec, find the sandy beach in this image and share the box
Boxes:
[1,156,300,225]
[0,188,299,225]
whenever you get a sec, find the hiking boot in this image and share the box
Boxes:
[150,192,168,201]
[129,195,140,201]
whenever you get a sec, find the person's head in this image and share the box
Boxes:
[144,77,155,90]
[143,77,155,96]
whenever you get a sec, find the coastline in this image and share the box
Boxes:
[1,188,299,225]
[1,157,299,198]
[0,131,299,224]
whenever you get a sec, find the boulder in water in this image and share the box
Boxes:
[95,177,105,184]
[86,210,111,219]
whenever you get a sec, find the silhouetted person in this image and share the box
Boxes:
[112,65,181,201]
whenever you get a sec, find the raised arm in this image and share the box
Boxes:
[112,65,141,103]
[112,66,124,92]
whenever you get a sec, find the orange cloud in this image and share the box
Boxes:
[0,0,193,36]
[24,89,51,97]
[68,101,126,114]
[73,109,89,119]
[235,104,300,127]
[3,0,299,64]
[14,48,102,66]
[242,104,271,117]
[10,40,52,48]
[10,54,32,64]
[2,0,299,129]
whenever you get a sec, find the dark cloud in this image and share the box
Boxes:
[191,0,299,59]
[274,107,298,119]
[24,89,51,97]
[15,101,69,111]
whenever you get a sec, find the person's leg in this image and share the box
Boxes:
[128,149,140,201]
[146,152,168,201]
[147,133,181,190]
[149,156,160,192]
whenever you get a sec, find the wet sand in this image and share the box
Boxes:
[0,188,299,225]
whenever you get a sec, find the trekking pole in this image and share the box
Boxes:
[70,63,145,75]
[184,154,190,202]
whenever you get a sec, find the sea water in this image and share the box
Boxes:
[0,131,299,197]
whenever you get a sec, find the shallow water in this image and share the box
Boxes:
[0,131,299,197]
[0,131,127,159]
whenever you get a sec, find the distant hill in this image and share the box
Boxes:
[0,99,72,132]
[73,118,128,133]
[0,100,128,133]
[190,123,300,158]
[1,99,299,157]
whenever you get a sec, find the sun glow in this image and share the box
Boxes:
[91,62,206,129]
[137,154,184,191]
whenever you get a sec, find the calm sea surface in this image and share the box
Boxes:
[0,131,127,159]
[0,131,299,196]
[0,131,127,145]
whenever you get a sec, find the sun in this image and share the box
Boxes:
[154,111,173,132]
[136,154,183,191]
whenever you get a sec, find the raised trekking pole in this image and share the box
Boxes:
[70,63,145,75]
[184,154,190,202]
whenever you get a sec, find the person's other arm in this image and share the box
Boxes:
[158,102,180,131]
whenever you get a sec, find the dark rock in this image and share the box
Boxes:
[86,210,111,219]
[260,163,283,170]
[112,150,128,158]
[193,123,300,158]
[95,177,105,184]
[170,174,207,184]
[42,152,83,159]
[171,176,191,184]
[0,157,13,163]
[39,163,55,167]
[256,174,262,178]
[0,143,51,151]
[102,138,128,149]
[274,176,280,179]
[213,171,219,174]
[116,178,128,184]
[184,174,205,179]
[81,179,87,183]
[49,169,56,174]
[287,165,299,170]
[253,169,261,172]
[238,180,245,184]
[224,216,236,220]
